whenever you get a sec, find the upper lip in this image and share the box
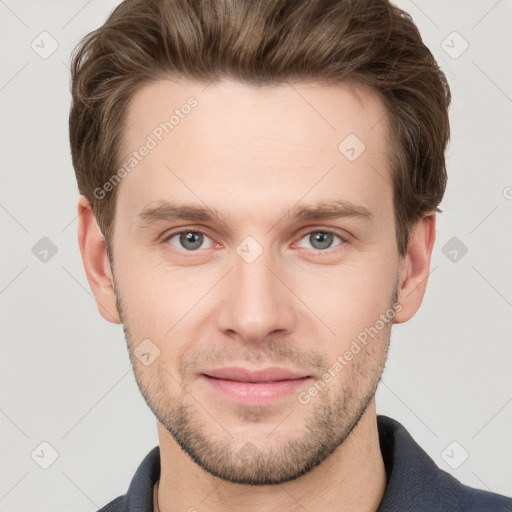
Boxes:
[202,367,309,382]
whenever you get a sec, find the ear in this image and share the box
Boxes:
[77,195,121,324]
[394,213,436,324]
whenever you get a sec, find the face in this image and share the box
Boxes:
[108,78,402,484]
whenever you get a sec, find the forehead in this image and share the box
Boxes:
[116,78,393,227]
[123,78,389,153]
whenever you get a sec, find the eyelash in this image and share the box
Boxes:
[163,227,346,255]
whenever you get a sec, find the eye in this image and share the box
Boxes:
[164,228,344,253]
[165,229,215,251]
[296,230,344,252]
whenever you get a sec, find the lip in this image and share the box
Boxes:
[199,366,313,406]
[203,366,308,382]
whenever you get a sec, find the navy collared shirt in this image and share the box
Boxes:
[97,415,512,511]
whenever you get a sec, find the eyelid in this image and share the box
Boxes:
[292,227,346,252]
[163,227,218,249]
[162,225,347,253]
[294,225,348,240]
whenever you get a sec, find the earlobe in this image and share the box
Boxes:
[77,195,121,324]
[394,213,437,324]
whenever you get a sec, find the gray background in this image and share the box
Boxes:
[1,0,511,510]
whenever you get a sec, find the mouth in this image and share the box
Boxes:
[199,366,313,405]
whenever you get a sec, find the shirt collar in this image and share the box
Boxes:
[115,415,461,511]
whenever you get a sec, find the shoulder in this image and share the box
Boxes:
[441,470,512,511]
[95,445,160,512]
[376,415,512,512]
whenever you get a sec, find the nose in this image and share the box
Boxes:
[216,245,297,345]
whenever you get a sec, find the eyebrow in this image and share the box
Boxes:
[135,199,373,228]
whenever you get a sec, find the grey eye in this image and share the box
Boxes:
[298,231,342,251]
[168,231,209,251]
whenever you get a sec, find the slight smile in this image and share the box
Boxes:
[199,367,313,406]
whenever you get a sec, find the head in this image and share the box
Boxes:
[71,0,450,485]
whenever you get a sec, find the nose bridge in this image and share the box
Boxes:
[216,237,296,342]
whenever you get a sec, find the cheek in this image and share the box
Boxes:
[117,257,213,339]
[116,233,398,340]
[292,257,397,338]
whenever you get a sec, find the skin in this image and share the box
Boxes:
[78,78,436,511]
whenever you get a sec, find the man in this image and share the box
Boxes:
[69,0,512,510]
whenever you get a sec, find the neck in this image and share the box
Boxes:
[156,399,386,512]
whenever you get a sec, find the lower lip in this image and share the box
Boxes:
[200,375,312,406]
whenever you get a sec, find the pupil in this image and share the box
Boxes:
[181,231,202,250]
[312,231,332,250]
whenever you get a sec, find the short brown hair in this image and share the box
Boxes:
[69,0,450,257]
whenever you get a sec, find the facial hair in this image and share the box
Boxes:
[114,272,398,485]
